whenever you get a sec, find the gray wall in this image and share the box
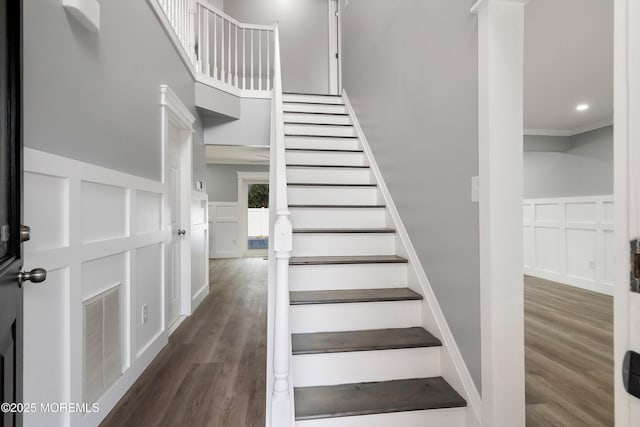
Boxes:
[24,0,206,186]
[204,98,271,145]
[224,0,330,93]
[205,164,269,202]
[524,126,613,198]
[341,0,481,390]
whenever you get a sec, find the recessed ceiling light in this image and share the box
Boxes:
[576,103,590,112]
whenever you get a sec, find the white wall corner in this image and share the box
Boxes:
[63,0,100,32]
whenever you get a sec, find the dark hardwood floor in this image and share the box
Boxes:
[100,258,268,427]
[525,275,613,427]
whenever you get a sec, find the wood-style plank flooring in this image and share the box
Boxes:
[100,258,268,427]
[525,275,613,427]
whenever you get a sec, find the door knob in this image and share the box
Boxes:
[178,229,186,236]
[18,268,47,286]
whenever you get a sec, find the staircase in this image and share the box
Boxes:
[282,93,468,426]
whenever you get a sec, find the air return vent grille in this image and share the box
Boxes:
[83,285,122,404]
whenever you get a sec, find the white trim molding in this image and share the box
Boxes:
[343,91,482,427]
[196,74,273,100]
[524,120,614,137]
[160,85,196,131]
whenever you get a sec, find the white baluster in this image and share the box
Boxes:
[213,14,218,79]
[234,25,239,87]
[258,30,263,91]
[228,21,232,83]
[178,0,184,46]
[189,0,196,65]
[251,29,254,90]
[203,9,211,76]
[243,28,246,89]
[221,18,226,83]
[196,4,201,72]
[267,31,270,91]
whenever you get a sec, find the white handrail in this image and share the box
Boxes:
[270,24,294,427]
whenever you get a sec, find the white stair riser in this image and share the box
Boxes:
[285,137,360,151]
[288,186,379,205]
[285,113,352,125]
[289,263,407,291]
[285,124,357,138]
[292,234,396,257]
[290,208,386,228]
[286,151,367,167]
[283,94,343,104]
[284,103,347,114]
[287,168,372,185]
[295,408,465,427]
[293,347,441,387]
[290,300,421,333]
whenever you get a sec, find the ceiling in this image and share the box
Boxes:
[205,145,270,165]
[524,0,613,135]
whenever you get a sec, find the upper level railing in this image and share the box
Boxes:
[152,0,275,97]
[269,24,294,427]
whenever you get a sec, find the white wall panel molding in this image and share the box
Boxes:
[191,191,210,311]
[23,148,170,427]
[523,195,614,295]
[208,201,241,258]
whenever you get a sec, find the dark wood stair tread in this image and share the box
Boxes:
[284,92,342,97]
[287,164,369,169]
[288,204,386,209]
[284,102,346,107]
[294,377,466,421]
[290,255,408,266]
[293,228,394,234]
[290,288,422,305]
[286,148,364,153]
[285,122,354,127]
[284,111,349,116]
[287,183,376,187]
[292,327,441,355]
[285,134,358,139]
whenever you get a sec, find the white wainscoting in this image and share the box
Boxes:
[191,192,210,310]
[523,195,614,295]
[208,202,241,258]
[23,148,173,427]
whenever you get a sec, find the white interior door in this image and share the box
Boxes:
[615,0,640,423]
[328,0,340,94]
[166,119,183,329]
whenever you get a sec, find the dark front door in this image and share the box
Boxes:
[0,0,22,426]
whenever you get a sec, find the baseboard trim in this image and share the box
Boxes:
[80,332,168,427]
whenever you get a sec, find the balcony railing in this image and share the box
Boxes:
[152,0,274,97]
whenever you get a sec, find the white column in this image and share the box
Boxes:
[474,1,526,426]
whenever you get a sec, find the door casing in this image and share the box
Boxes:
[160,86,195,332]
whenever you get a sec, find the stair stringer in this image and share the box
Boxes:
[342,90,482,427]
